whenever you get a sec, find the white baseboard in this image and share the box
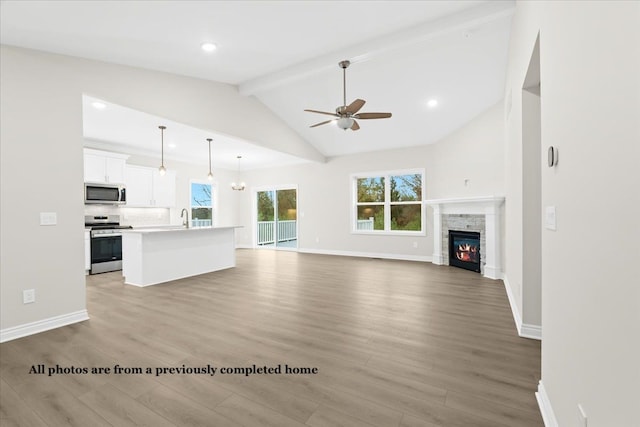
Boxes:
[535,380,558,427]
[0,309,89,343]
[502,275,541,340]
[235,244,253,249]
[298,247,431,263]
[521,322,542,340]
[483,265,502,280]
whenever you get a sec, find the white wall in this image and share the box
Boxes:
[0,45,319,335]
[504,1,640,425]
[1,45,87,334]
[236,102,505,259]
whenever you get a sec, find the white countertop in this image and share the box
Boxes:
[124,225,241,234]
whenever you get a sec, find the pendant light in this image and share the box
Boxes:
[231,155,246,191]
[206,138,213,181]
[158,125,166,176]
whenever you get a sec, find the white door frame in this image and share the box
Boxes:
[251,184,298,251]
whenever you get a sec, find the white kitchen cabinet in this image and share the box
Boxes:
[125,165,176,207]
[125,166,153,206]
[84,230,91,272]
[84,149,128,184]
[152,169,176,207]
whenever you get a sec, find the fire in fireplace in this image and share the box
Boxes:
[448,230,481,273]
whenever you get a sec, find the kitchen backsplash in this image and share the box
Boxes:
[84,205,170,226]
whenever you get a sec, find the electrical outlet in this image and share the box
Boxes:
[577,404,587,427]
[23,289,35,304]
[413,241,418,248]
[315,237,320,243]
[40,212,57,226]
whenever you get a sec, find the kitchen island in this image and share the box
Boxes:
[121,226,240,287]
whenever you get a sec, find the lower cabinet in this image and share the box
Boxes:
[125,165,176,207]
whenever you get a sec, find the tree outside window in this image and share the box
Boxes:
[390,174,422,231]
[190,181,213,227]
[356,177,385,230]
[354,171,424,234]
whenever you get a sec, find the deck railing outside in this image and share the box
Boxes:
[191,219,212,228]
[356,217,375,231]
[258,220,297,245]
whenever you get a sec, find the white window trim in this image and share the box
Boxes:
[189,179,218,227]
[351,168,426,236]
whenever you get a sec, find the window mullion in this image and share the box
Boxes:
[384,175,391,231]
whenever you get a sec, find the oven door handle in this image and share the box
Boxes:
[91,233,123,238]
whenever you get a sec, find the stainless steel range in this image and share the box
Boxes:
[85,215,132,274]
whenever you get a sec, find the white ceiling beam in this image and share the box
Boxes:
[238,1,515,96]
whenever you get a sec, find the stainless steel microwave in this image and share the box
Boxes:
[84,183,126,205]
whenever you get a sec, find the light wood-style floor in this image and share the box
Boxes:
[1,250,542,426]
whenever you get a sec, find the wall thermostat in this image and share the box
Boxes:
[548,146,558,167]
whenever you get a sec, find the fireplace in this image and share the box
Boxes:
[426,196,504,279]
[448,230,481,273]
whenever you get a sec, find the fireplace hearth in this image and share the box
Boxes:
[449,230,481,273]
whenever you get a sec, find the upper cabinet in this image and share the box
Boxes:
[125,165,176,207]
[84,149,129,184]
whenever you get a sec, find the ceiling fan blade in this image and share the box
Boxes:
[344,99,366,114]
[350,120,360,131]
[353,112,392,119]
[304,109,339,117]
[310,119,335,128]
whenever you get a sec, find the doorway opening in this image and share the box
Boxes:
[522,34,542,335]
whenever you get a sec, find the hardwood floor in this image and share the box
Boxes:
[0,250,543,426]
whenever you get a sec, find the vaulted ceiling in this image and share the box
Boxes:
[1,0,513,164]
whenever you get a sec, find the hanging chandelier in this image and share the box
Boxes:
[230,155,245,191]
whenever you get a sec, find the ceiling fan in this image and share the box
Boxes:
[305,60,392,131]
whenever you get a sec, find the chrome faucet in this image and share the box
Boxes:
[180,208,190,228]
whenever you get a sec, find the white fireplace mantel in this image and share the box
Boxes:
[425,196,505,279]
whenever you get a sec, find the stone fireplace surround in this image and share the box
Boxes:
[425,196,505,279]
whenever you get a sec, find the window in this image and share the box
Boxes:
[190,181,214,227]
[353,170,424,234]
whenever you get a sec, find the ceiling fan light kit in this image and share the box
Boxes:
[337,117,354,130]
[305,59,392,131]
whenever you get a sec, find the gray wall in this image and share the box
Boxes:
[504,1,640,424]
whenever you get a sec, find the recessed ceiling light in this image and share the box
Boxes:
[168,143,177,149]
[427,99,438,108]
[201,42,217,52]
[91,101,106,110]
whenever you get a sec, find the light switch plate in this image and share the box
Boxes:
[40,212,57,226]
[23,289,35,304]
[545,206,556,230]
